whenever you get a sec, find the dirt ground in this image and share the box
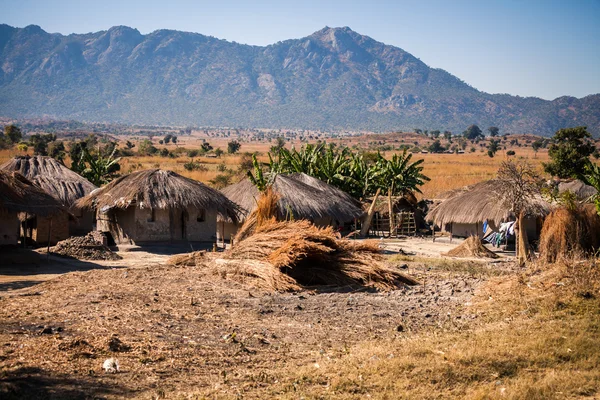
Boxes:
[0,239,514,399]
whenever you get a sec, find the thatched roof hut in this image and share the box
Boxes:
[76,169,240,244]
[78,169,239,219]
[557,180,597,200]
[0,171,66,246]
[1,156,96,206]
[220,174,363,224]
[426,180,552,238]
[0,171,64,216]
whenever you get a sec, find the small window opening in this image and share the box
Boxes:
[197,209,206,222]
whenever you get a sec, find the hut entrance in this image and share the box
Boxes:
[169,209,187,241]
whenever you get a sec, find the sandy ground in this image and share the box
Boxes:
[0,237,511,294]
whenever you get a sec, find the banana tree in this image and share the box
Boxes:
[80,145,121,186]
[375,150,430,236]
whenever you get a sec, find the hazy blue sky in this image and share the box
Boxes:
[2,0,599,100]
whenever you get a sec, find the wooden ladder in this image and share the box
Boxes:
[395,211,417,236]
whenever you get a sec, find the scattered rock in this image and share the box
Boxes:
[102,357,120,373]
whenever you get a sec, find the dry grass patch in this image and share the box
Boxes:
[255,259,600,399]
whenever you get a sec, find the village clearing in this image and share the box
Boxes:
[1,236,598,399]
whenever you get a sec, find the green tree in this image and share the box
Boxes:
[428,140,445,154]
[376,150,430,235]
[201,142,213,153]
[76,146,121,186]
[214,148,224,157]
[4,125,22,144]
[531,139,543,158]
[543,126,595,178]
[464,125,483,141]
[138,139,158,156]
[29,134,56,156]
[227,140,241,154]
[487,139,501,158]
[48,141,66,163]
[488,126,499,137]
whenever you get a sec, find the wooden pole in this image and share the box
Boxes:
[23,213,28,248]
[221,220,225,249]
[46,217,53,262]
[388,189,394,237]
[360,188,381,238]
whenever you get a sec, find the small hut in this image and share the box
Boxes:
[1,155,97,239]
[0,171,65,246]
[426,180,552,240]
[362,192,426,236]
[76,169,239,245]
[218,174,364,241]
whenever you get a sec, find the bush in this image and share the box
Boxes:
[183,159,208,172]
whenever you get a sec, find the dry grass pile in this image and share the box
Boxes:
[167,251,207,267]
[216,218,418,292]
[232,187,280,243]
[50,233,122,261]
[444,236,499,259]
[539,204,600,264]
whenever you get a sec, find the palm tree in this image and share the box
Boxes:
[375,150,430,236]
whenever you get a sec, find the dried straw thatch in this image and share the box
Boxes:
[0,171,65,216]
[557,180,597,201]
[444,236,499,259]
[207,189,417,292]
[426,180,552,228]
[539,204,600,263]
[220,173,363,224]
[1,156,96,206]
[76,169,239,221]
[216,219,418,292]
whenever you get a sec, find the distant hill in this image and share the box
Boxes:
[0,24,599,135]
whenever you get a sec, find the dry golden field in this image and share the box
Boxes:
[0,132,551,198]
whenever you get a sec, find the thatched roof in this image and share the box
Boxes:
[426,180,552,227]
[0,156,96,206]
[362,193,418,214]
[220,174,364,223]
[557,180,597,200]
[0,171,65,216]
[76,169,239,222]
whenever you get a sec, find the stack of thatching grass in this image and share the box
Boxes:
[172,189,418,292]
[539,204,600,264]
[444,236,499,259]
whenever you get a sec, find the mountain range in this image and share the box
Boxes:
[0,24,599,135]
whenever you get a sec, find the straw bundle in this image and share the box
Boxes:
[217,218,418,292]
[444,236,499,259]
[539,205,600,264]
[167,251,207,267]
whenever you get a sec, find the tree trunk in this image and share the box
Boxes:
[360,188,381,238]
[388,188,394,237]
[517,210,534,267]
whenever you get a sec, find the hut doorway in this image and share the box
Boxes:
[169,209,187,241]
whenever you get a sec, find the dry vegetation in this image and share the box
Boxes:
[0,132,551,199]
